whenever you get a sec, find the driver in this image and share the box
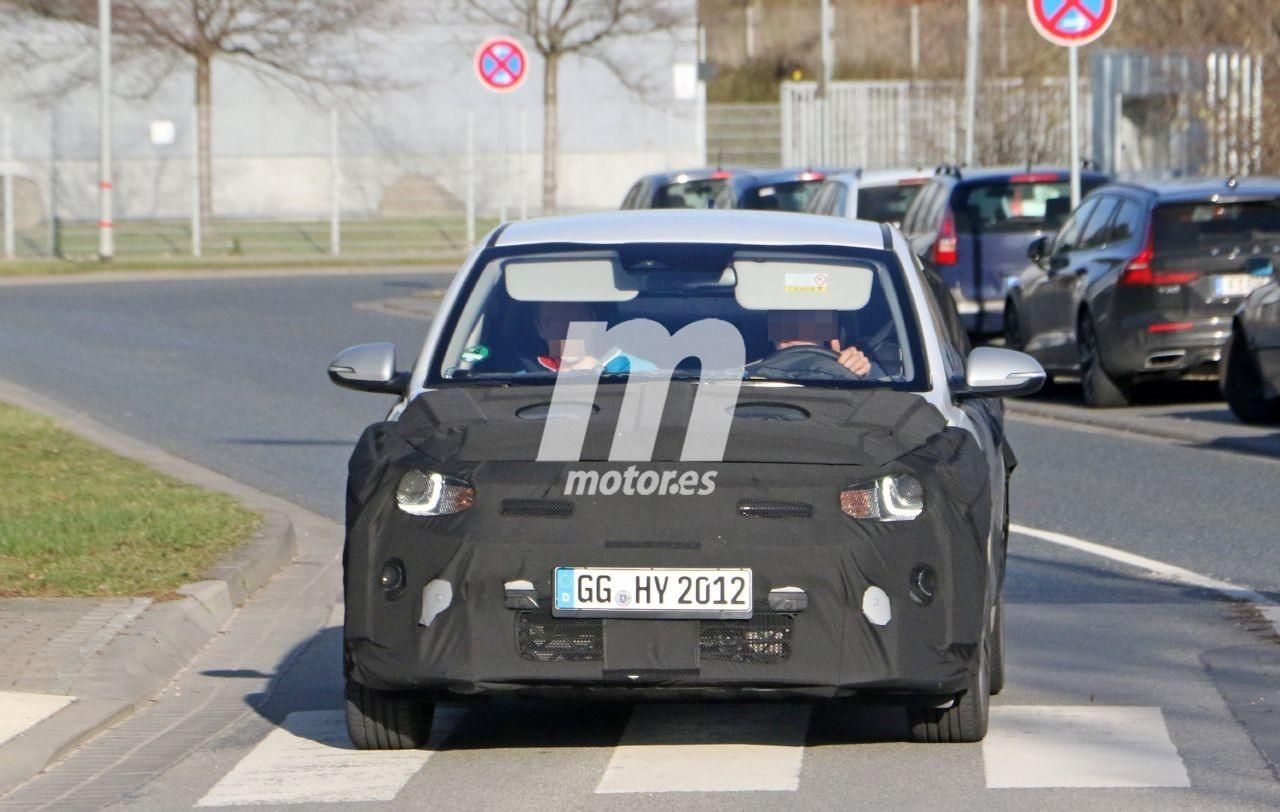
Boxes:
[746,310,878,381]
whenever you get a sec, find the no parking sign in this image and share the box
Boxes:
[1028,0,1117,47]
[475,36,528,93]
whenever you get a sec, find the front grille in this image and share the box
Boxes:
[502,498,574,518]
[516,611,603,662]
[699,613,794,664]
[737,499,814,519]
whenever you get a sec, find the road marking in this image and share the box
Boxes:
[0,692,76,748]
[985,706,1190,788]
[1012,524,1279,637]
[195,710,430,806]
[595,704,809,794]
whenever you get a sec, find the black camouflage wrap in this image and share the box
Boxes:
[344,385,996,700]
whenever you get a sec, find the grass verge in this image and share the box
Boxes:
[0,253,465,278]
[0,402,260,597]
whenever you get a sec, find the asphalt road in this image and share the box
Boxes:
[0,272,1276,810]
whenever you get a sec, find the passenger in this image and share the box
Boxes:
[746,309,879,381]
[530,301,655,374]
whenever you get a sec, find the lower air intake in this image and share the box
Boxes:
[502,498,575,518]
[516,611,603,662]
[699,613,794,664]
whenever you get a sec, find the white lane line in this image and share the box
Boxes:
[985,706,1191,788]
[195,710,430,806]
[1011,524,1279,635]
[0,691,76,748]
[595,704,809,794]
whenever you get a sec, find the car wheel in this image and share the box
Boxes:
[345,678,434,750]
[1078,314,1131,408]
[1222,327,1280,425]
[908,634,990,743]
[1003,301,1024,351]
[989,600,1005,696]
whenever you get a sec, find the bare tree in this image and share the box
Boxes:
[451,0,684,213]
[0,0,407,230]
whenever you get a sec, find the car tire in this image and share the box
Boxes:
[345,679,434,750]
[1003,300,1024,351]
[1078,314,1131,408]
[1222,327,1280,425]
[989,600,1005,696]
[908,634,990,743]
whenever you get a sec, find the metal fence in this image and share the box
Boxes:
[1092,50,1265,177]
[707,103,782,167]
[781,77,1087,170]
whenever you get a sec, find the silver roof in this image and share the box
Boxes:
[493,209,888,250]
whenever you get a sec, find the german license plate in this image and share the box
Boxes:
[1213,274,1269,297]
[553,567,753,619]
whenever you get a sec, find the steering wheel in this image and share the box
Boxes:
[768,344,843,362]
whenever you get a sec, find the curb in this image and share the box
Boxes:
[0,386,299,797]
[1007,399,1280,461]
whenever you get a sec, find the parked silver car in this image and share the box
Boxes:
[329,210,1045,747]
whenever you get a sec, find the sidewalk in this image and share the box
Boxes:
[0,379,299,797]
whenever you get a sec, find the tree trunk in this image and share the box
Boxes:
[195,53,213,233]
[541,52,558,214]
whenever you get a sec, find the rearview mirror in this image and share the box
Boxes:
[328,343,407,395]
[1026,235,1049,266]
[958,347,1046,399]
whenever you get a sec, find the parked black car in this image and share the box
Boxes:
[902,166,1110,336]
[621,168,738,210]
[1221,256,1280,423]
[712,168,838,212]
[1005,177,1280,407]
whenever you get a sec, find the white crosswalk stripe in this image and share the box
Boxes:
[195,710,432,807]
[595,703,810,794]
[0,691,76,748]
[984,706,1191,788]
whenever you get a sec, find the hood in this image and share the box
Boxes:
[394,384,945,468]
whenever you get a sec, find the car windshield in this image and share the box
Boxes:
[431,244,926,390]
[859,183,926,224]
[654,178,726,209]
[1153,200,1280,253]
[740,180,824,212]
[953,177,1100,233]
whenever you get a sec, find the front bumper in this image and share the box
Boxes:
[344,466,992,701]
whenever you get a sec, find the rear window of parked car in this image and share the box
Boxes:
[859,183,925,225]
[952,179,1074,233]
[741,180,824,212]
[654,179,726,209]
[1153,200,1280,253]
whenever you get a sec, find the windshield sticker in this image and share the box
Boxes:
[461,345,490,363]
[784,272,829,294]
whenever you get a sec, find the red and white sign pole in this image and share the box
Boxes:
[1027,0,1117,207]
[472,36,529,240]
[98,0,113,261]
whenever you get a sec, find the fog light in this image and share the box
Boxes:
[396,470,475,516]
[909,565,937,606]
[840,474,924,521]
[379,558,406,600]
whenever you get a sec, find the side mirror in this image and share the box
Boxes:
[957,347,1046,399]
[328,343,407,395]
[1245,256,1275,277]
[1026,235,1049,266]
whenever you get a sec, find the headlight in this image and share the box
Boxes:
[840,474,923,522]
[395,470,475,516]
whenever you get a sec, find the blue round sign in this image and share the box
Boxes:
[1028,0,1117,47]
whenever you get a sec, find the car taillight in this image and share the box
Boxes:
[932,208,958,266]
[1119,227,1201,286]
